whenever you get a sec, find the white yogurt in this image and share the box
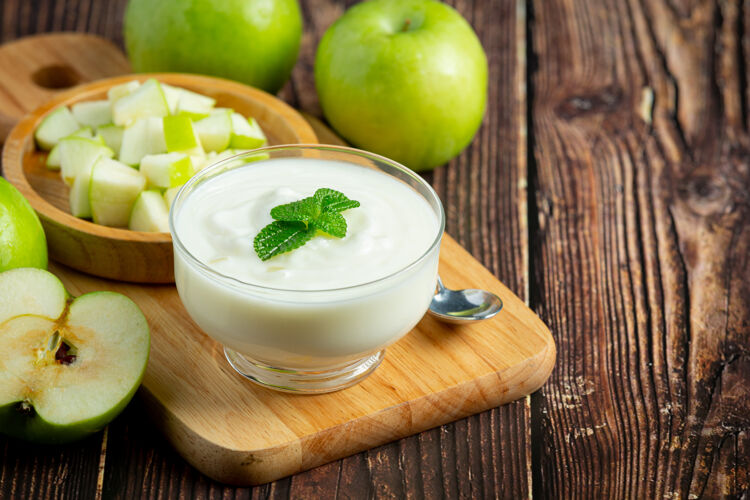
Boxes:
[172,156,443,370]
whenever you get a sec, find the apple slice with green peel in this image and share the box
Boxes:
[96,124,124,156]
[107,80,140,104]
[163,186,181,210]
[119,117,167,165]
[0,267,149,444]
[194,109,232,152]
[35,107,80,150]
[140,153,194,189]
[163,115,204,156]
[112,79,169,126]
[161,84,216,117]
[71,100,112,128]
[59,137,114,186]
[68,154,106,218]
[129,190,169,232]
[229,113,267,149]
[89,158,147,227]
[46,127,96,170]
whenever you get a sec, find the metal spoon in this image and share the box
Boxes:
[428,276,503,324]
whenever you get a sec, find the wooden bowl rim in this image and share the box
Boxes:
[2,73,318,244]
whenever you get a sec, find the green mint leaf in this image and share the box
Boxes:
[314,188,361,213]
[269,196,320,224]
[254,188,360,261]
[253,221,314,261]
[315,211,347,238]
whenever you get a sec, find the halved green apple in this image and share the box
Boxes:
[0,268,150,444]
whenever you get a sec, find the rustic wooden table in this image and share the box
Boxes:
[1,0,748,498]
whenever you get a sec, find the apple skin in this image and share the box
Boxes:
[315,0,488,172]
[0,177,47,272]
[124,0,303,94]
[0,372,141,445]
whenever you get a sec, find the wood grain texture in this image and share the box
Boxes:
[0,0,534,498]
[1,60,317,283]
[530,0,750,497]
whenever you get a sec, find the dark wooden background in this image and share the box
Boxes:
[1,0,748,498]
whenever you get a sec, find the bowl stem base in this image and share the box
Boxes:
[223,348,385,394]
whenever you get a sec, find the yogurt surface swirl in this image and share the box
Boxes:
[176,158,440,290]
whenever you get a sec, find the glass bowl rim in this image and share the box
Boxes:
[169,144,446,295]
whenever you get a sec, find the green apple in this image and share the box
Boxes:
[0,178,47,272]
[107,80,141,104]
[194,109,232,152]
[0,267,149,444]
[315,0,488,171]
[96,124,125,156]
[124,0,303,94]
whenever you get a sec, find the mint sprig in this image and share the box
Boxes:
[253,188,360,261]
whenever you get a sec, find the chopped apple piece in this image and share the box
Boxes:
[230,113,267,149]
[112,79,169,126]
[59,137,114,186]
[96,124,124,156]
[140,153,194,189]
[119,117,167,165]
[129,190,170,232]
[163,186,181,210]
[69,155,101,219]
[162,83,216,117]
[194,109,232,152]
[107,80,140,104]
[35,107,80,150]
[46,127,96,170]
[71,100,112,128]
[163,115,204,156]
[89,158,147,227]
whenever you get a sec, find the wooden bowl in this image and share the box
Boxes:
[2,73,318,283]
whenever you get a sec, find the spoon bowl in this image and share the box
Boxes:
[428,276,503,324]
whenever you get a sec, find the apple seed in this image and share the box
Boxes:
[55,339,77,365]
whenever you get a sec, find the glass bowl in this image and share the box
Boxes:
[169,145,445,393]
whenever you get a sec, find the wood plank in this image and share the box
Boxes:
[530,0,750,497]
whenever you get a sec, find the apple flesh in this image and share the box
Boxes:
[0,268,149,444]
[34,107,80,150]
[315,0,488,171]
[129,190,169,232]
[89,158,147,227]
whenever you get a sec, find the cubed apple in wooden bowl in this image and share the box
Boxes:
[2,74,317,283]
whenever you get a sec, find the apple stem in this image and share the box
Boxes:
[17,400,35,416]
[401,19,412,32]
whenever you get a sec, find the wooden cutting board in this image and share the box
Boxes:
[0,34,555,485]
